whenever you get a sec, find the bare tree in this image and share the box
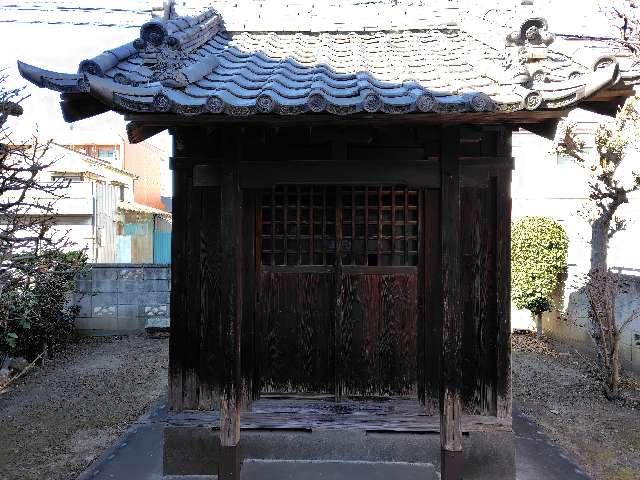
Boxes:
[0,72,72,295]
[558,97,640,399]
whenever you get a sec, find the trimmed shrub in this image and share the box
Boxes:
[0,250,88,361]
[511,216,568,316]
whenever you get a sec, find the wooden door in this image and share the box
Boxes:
[255,185,423,398]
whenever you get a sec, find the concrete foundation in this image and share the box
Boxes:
[163,423,515,479]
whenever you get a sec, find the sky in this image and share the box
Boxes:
[0,4,173,195]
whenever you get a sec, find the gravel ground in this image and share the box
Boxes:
[513,332,640,480]
[0,335,168,480]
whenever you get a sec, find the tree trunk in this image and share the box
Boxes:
[590,218,609,271]
[605,335,620,399]
[587,215,622,400]
[535,313,543,337]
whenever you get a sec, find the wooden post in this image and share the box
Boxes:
[440,127,463,480]
[219,160,242,479]
[495,128,513,421]
[168,129,188,412]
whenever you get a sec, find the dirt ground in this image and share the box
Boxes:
[1,331,638,480]
[0,335,168,480]
[513,331,640,480]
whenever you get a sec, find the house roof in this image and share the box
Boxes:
[16,0,640,130]
[118,200,172,218]
[51,143,138,178]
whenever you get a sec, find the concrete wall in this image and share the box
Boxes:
[74,264,170,334]
[534,271,640,374]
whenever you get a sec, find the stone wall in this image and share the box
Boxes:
[73,263,170,334]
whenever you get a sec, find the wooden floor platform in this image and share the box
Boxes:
[167,397,512,434]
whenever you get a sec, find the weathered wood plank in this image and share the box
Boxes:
[183,171,201,410]
[242,190,257,404]
[495,171,513,420]
[200,185,221,410]
[417,189,426,405]
[193,160,439,188]
[423,188,441,414]
[440,127,463,479]
[257,272,335,393]
[461,186,496,416]
[336,273,418,397]
[167,398,512,434]
[168,138,188,412]
[219,162,243,447]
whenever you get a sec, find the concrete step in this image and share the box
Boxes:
[240,459,440,480]
[164,460,439,480]
[163,459,440,480]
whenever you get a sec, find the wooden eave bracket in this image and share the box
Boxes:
[521,118,561,139]
[126,121,168,144]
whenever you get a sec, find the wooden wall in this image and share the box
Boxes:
[168,124,512,419]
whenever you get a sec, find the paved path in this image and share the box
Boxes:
[77,400,590,480]
[513,408,590,480]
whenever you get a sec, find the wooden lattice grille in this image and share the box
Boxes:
[259,185,419,267]
[340,186,419,267]
[260,186,337,266]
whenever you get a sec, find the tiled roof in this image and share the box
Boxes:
[16,1,640,120]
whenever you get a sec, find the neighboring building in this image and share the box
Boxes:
[14,142,172,264]
[512,108,640,372]
[123,138,167,211]
[68,137,167,211]
[59,139,172,263]
[117,202,172,263]
[42,143,136,263]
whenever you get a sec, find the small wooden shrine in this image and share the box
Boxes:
[19,1,639,478]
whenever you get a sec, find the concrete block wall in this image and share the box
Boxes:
[513,268,640,375]
[73,264,170,335]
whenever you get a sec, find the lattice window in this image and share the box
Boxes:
[260,186,336,266]
[259,185,418,267]
[340,186,419,267]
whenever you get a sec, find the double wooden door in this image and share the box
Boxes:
[253,185,430,397]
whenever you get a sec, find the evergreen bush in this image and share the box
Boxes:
[511,216,568,319]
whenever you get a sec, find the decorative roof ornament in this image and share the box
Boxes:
[151,0,177,20]
[137,6,222,87]
[506,18,555,47]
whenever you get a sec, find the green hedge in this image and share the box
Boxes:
[511,216,568,316]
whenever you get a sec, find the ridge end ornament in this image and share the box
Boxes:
[152,0,177,20]
[507,18,555,47]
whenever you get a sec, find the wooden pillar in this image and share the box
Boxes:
[440,127,463,480]
[168,131,188,412]
[495,129,513,420]
[218,160,242,479]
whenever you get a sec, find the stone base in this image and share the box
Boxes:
[163,424,515,479]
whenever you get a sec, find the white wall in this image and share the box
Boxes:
[511,109,640,371]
